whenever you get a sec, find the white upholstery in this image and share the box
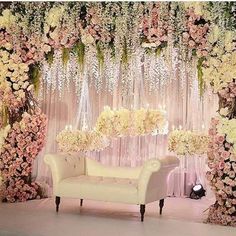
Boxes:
[44,154,179,205]
[57,176,139,204]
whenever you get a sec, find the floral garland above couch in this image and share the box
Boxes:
[56,106,168,152]
[95,106,168,137]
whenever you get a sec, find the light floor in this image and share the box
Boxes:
[0,197,235,236]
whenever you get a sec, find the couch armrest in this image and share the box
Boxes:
[138,159,161,204]
[44,153,85,190]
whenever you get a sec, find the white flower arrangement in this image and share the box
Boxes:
[56,129,110,152]
[0,9,16,30]
[168,129,209,156]
[45,6,65,28]
[202,29,236,93]
[203,51,236,93]
[95,106,167,137]
[217,117,236,155]
[0,50,32,111]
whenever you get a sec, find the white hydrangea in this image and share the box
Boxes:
[0,9,16,30]
[217,117,236,154]
[45,6,65,28]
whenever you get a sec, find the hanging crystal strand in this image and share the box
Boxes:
[75,73,82,104]
[67,54,81,102]
[68,54,77,84]
[37,61,45,102]
[50,52,58,93]
[41,60,50,93]
[63,52,73,91]
[191,58,200,103]
[86,46,100,92]
[187,58,195,91]
[137,49,147,108]
[55,50,65,98]
[149,53,158,91]
[159,53,170,96]
[105,49,117,93]
[104,50,110,92]
[121,62,130,100]
[179,60,187,97]
[171,48,180,81]
[75,77,91,130]
[114,57,121,92]
[113,4,123,68]
[166,2,177,81]
[143,52,151,91]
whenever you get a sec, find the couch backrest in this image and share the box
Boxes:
[44,153,85,184]
[85,158,142,179]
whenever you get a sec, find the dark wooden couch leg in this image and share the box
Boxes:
[140,204,145,222]
[159,199,164,215]
[55,196,60,212]
[80,199,83,207]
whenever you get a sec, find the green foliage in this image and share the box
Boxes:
[73,41,85,73]
[121,37,128,65]
[29,64,41,96]
[96,42,104,70]
[197,57,205,98]
[62,47,70,67]
[45,49,54,66]
[206,2,236,30]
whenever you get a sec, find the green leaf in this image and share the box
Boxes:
[45,49,54,66]
[29,64,41,96]
[62,47,70,67]
[73,41,85,73]
[155,47,162,56]
[197,57,205,98]
[96,42,104,70]
[121,37,128,65]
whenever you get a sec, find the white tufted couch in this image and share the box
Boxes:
[44,153,179,221]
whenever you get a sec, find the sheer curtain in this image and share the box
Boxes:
[34,56,218,197]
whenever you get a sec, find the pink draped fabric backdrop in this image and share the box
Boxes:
[34,58,218,197]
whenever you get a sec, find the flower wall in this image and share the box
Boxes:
[0,1,235,226]
[204,35,236,225]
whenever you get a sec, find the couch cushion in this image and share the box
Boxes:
[57,175,139,204]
